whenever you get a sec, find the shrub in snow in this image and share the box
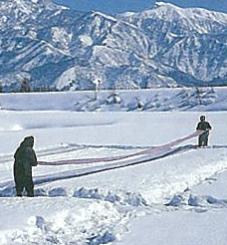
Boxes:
[124,192,147,207]
[87,231,115,245]
[188,194,226,207]
[34,188,47,197]
[73,188,147,207]
[166,194,183,207]
[73,187,103,200]
[206,195,220,204]
[105,93,122,105]
[188,194,209,207]
[176,87,217,109]
[188,194,201,206]
[104,192,121,203]
[126,98,144,111]
[48,187,67,197]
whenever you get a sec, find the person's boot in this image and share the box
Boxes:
[16,186,23,197]
[16,192,22,197]
[27,189,34,197]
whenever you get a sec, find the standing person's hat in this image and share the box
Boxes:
[200,115,205,121]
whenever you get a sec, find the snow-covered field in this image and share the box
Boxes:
[0,106,227,244]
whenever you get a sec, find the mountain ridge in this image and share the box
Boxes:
[0,0,226,91]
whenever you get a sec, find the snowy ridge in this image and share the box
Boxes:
[125,1,227,34]
[0,0,227,91]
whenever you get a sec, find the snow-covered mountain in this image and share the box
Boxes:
[0,0,227,91]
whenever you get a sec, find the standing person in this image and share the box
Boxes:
[196,115,212,147]
[13,136,38,197]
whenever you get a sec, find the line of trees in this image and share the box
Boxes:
[0,78,57,93]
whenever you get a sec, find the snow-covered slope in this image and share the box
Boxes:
[119,2,227,84]
[0,0,227,91]
[122,2,227,35]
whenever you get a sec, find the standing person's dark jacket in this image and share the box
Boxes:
[196,116,212,147]
[196,121,212,131]
[14,136,38,197]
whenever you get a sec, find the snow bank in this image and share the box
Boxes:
[0,198,125,245]
[1,87,227,111]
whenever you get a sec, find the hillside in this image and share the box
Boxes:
[0,0,227,91]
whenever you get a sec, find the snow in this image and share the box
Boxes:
[51,27,72,47]
[0,93,227,244]
[0,1,227,243]
[116,208,227,245]
[92,11,117,22]
[116,158,227,245]
[0,198,122,245]
[154,1,227,26]
[1,1,227,90]
[1,87,227,111]
[79,34,93,46]
[118,11,136,17]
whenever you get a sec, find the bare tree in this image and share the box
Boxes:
[195,87,202,105]
[20,78,31,92]
[0,81,3,93]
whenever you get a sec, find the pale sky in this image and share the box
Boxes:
[54,0,227,13]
